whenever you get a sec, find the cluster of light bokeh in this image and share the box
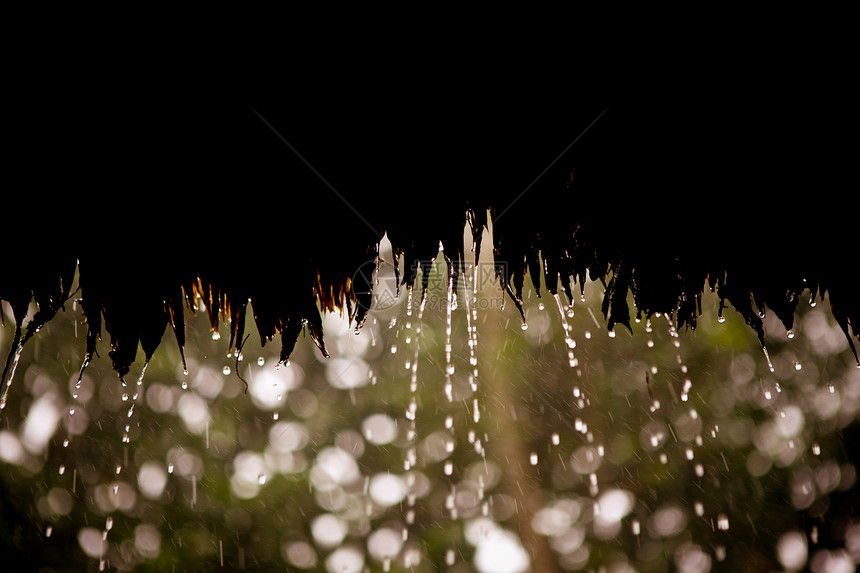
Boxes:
[2,234,860,571]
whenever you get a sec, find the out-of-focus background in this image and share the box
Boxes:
[2,230,859,572]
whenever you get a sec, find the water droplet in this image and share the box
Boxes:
[794,361,802,371]
[45,525,53,537]
[258,473,266,485]
[257,356,265,366]
[694,501,705,516]
[538,302,545,311]
[551,433,560,445]
[718,315,726,324]
[695,464,704,477]
[812,443,821,455]
[121,393,129,402]
[115,465,122,475]
[272,412,279,420]
[787,330,795,339]
[105,516,113,531]
[390,344,398,354]
[222,366,231,375]
[520,322,528,331]
[608,330,616,338]
[167,463,174,474]
[211,331,221,341]
[444,461,453,475]
[58,465,65,475]
[717,514,730,530]
[181,380,188,390]
[68,408,75,416]
[631,520,640,535]
[530,452,538,465]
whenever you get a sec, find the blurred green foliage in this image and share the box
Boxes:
[1,250,859,572]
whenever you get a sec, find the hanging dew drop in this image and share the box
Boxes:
[222,366,231,375]
[167,463,174,474]
[787,330,795,339]
[520,322,528,331]
[538,302,545,311]
[58,465,65,475]
[257,356,265,366]
[530,452,538,465]
[211,331,220,341]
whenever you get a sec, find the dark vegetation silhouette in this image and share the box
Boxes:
[3,67,857,383]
